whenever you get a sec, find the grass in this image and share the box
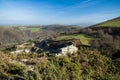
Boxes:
[27,27,40,32]
[56,34,95,45]
[95,17,120,27]
[98,21,120,27]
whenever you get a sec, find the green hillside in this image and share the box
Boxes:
[56,34,95,45]
[92,17,120,27]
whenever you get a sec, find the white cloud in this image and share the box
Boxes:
[56,0,98,15]
[83,0,93,3]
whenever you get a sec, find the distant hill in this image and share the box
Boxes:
[90,17,120,28]
[0,27,37,49]
[41,24,81,34]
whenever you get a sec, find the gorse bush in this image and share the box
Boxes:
[8,62,27,74]
[0,49,120,80]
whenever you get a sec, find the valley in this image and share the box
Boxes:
[0,17,120,80]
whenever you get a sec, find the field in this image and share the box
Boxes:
[97,21,120,27]
[27,27,40,32]
[94,17,120,27]
[56,34,94,45]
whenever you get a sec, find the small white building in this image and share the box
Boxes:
[60,44,78,55]
[49,43,78,56]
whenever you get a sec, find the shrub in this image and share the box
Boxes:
[8,62,26,74]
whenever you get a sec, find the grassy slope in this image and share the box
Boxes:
[92,17,120,27]
[56,34,94,45]
[17,26,40,32]
[27,27,40,32]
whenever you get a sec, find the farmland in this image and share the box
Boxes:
[27,27,40,32]
[56,34,95,45]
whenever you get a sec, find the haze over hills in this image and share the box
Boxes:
[1,17,120,27]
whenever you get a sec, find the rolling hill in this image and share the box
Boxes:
[87,17,120,36]
[91,17,120,28]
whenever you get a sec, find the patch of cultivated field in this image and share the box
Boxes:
[27,27,40,32]
[56,34,94,45]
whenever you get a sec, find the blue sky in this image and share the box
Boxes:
[0,0,120,26]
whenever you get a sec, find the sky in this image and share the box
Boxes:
[0,0,120,26]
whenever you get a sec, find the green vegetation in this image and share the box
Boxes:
[98,21,120,27]
[94,17,120,27]
[56,34,94,45]
[0,49,120,80]
[0,17,120,80]
[27,27,40,32]
[8,62,27,74]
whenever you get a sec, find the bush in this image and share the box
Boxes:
[8,62,26,74]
